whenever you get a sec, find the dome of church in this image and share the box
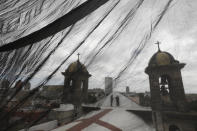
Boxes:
[148,51,178,66]
[66,60,88,73]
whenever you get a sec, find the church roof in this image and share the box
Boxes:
[62,60,90,76]
[51,92,153,131]
[67,60,88,72]
[148,50,179,66]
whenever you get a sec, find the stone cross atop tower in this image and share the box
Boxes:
[77,53,80,61]
[155,41,161,51]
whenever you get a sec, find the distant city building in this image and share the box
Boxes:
[144,91,150,97]
[138,93,151,107]
[87,88,105,103]
[186,94,197,102]
[105,77,113,95]
[126,86,130,94]
[41,85,64,100]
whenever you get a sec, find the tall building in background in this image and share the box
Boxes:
[105,77,113,95]
[126,86,130,94]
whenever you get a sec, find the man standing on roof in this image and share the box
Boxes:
[110,95,113,107]
[116,96,120,106]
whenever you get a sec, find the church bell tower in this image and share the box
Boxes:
[62,54,91,113]
[145,42,188,131]
[145,41,187,111]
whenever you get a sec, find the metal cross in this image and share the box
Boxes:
[77,53,80,61]
[155,41,161,51]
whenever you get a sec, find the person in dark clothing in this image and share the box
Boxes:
[110,95,113,107]
[116,96,120,106]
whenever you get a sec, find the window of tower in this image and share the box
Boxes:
[81,81,84,90]
[159,75,171,96]
[70,80,73,86]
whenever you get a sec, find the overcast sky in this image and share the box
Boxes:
[1,0,197,93]
[33,0,197,93]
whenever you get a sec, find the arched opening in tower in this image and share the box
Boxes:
[159,74,174,106]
